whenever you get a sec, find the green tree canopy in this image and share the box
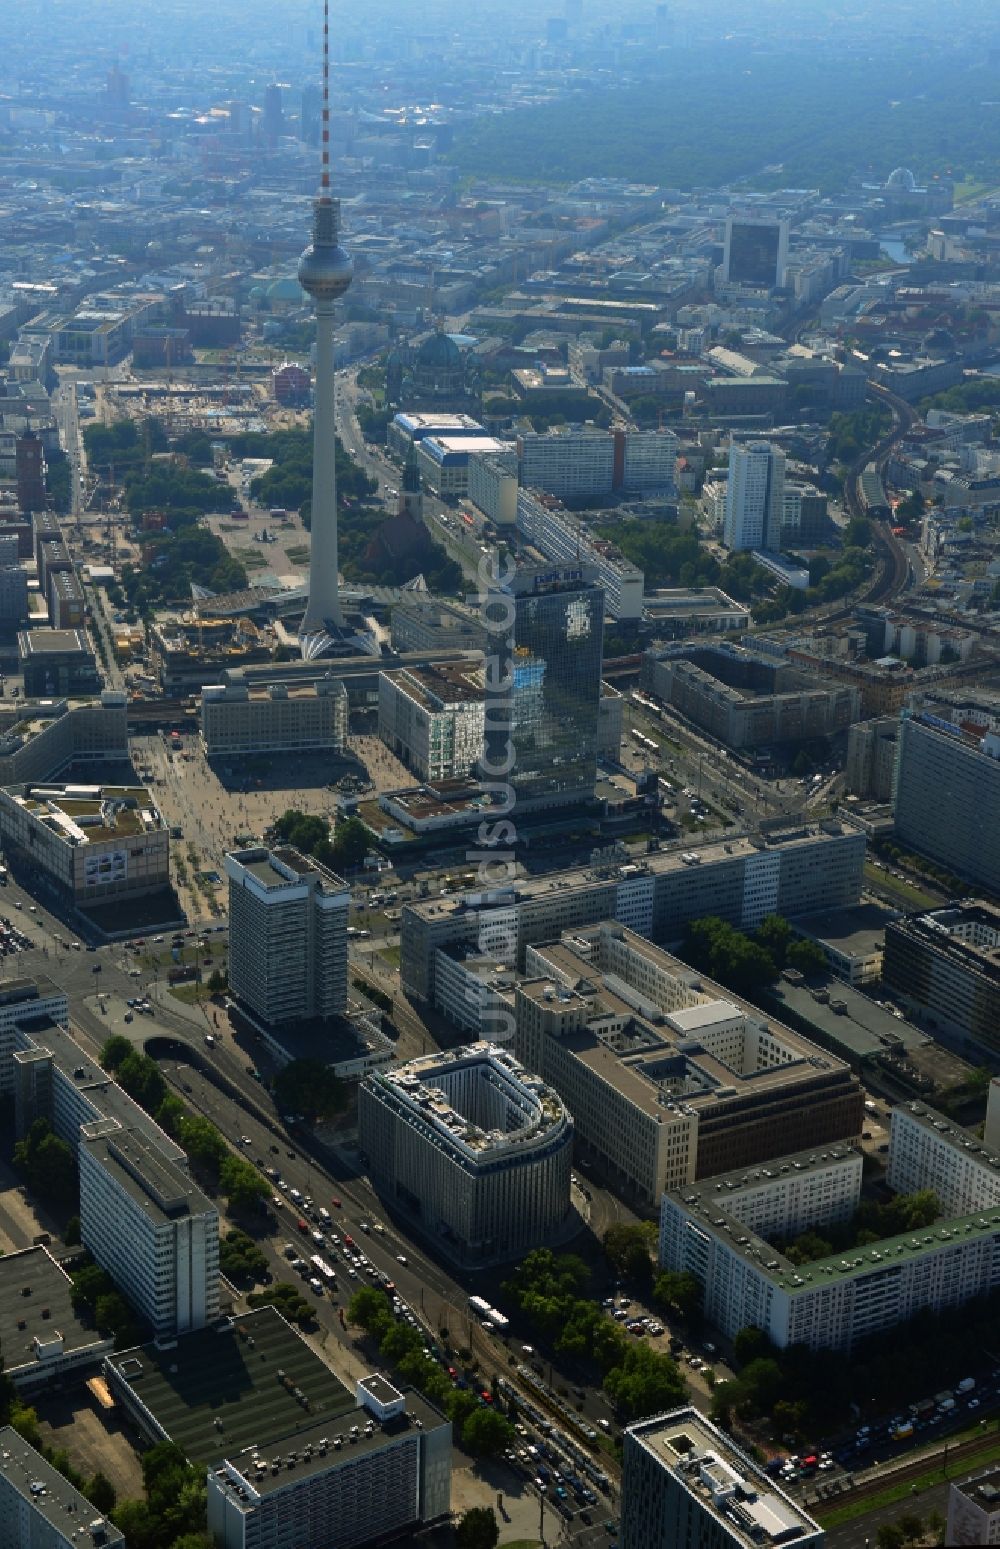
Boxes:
[456,1505,500,1549]
[99,1034,133,1071]
[178,1115,228,1176]
[115,1050,167,1114]
[348,1286,394,1336]
[219,1155,271,1213]
[219,1229,269,1282]
[604,1342,687,1420]
[461,1406,515,1457]
[653,1270,702,1322]
[13,1118,77,1212]
[85,1472,116,1514]
[247,1282,314,1326]
[603,1222,656,1287]
[683,916,779,995]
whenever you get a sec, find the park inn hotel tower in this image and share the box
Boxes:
[483,562,605,814]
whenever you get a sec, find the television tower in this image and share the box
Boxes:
[298,0,352,654]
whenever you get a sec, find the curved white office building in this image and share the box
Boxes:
[359,1042,573,1265]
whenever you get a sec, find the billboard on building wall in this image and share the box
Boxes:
[84,849,127,886]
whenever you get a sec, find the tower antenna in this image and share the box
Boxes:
[320,0,331,199]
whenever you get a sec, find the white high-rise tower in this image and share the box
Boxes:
[723,440,785,553]
[298,0,352,657]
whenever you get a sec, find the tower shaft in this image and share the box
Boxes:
[301,297,343,632]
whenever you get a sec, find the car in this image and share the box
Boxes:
[396,1254,408,1265]
[969,1399,981,1409]
[331,1197,342,1208]
[240,1135,252,1146]
[269,1144,279,1153]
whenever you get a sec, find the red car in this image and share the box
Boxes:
[297,1218,309,1233]
[331,1197,342,1208]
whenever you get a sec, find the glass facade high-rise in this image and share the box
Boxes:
[722,215,789,288]
[484,564,604,812]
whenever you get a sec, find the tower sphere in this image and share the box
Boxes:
[298,239,353,301]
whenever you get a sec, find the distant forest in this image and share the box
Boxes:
[449,50,1000,193]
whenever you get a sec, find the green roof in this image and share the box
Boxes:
[777,1207,1000,1294]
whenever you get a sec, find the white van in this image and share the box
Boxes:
[318,1207,331,1225]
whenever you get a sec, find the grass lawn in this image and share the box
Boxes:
[168,982,214,1004]
[864,862,937,910]
[954,178,995,204]
[144,940,227,972]
[379,944,401,968]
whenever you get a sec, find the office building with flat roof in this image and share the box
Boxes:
[0,1248,114,1396]
[516,923,863,1203]
[517,426,615,501]
[659,1100,1000,1352]
[0,564,28,627]
[2,990,187,1177]
[723,441,785,553]
[201,670,347,757]
[893,710,1000,894]
[401,820,867,1004]
[103,1305,452,1549]
[946,1464,1000,1546]
[883,902,1000,1059]
[0,781,169,905]
[48,569,85,631]
[516,490,645,620]
[0,692,128,787]
[621,1407,821,1549]
[387,410,485,461]
[846,715,899,801]
[467,447,518,526]
[359,1042,573,1264]
[0,1426,126,1549]
[17,628,100,698]
[416,433,509,497]
[378,662,485,784]
[79,1120,219,1339]
[226,845,349,1028]
[642,586,750,637]
[721,215,790,290]
[644,642,860,750]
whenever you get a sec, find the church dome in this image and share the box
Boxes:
[267,276,305,302]
[416,329,462,369]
